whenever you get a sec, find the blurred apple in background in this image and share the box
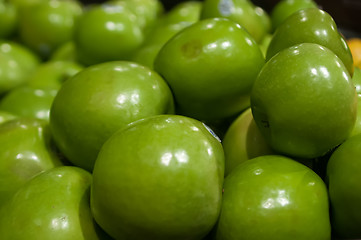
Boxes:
[50,61,174,172]
[91,114,224,240]
[251,43,357,159]
[0,0,17,39]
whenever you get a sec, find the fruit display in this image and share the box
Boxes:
[0,0,361,239]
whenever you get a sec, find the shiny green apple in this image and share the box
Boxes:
[200,0,271,43]
[50,61,174,172]
[266,8,354,76]
[222,108,274,177]
[215,155,331,240]
[74,3,144,66]
[0,86,58,121]
[0,166,110,239]
[17,0,83,59]
[251,43,357,159]
[326,133,361,239]
[91,114,224,240]
[0,118,63,206]
[154,18,264,123]
[270,0,318,31]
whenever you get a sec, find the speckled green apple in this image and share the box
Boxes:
[326,134,361,239]
[251,43,357,159]
[74,3,144,66]
[266,8,354,76]
[200,0,271,43]
[0,86,58,121]
[0,166,111,240]
[270,0,318,31]
[215,155,331,240]
[91,114,224,240]
[50,61,174,172]
[26,60,84,90]
[222,108,274,177]
[0,118,63,207]
[154,18,264,123]
[17,0,83,59]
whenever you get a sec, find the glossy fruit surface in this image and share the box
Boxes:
[222,108,273,176]
[91,114,224,240]
[0,86,57,121]
[74,3,144,66]
[154,18,264,123]
[350,67,361,137]
[0,118,63,206]
[50,61,174,171]
[0,166,109,240]
[215,155,331,240]
[266,8,354,76]
[0,110,17,125]
[251,43,357,159]
[327,134,361,239]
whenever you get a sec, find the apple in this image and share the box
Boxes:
[26,60,84,90]
[154,18,264,123]
[0,110,17,125]
[0,0,17,39]
[222,108,274,177]
[266,8,354,76]
[50,41,77,62]
[17,0,83,59]
[326,133,361,239]
[0,118,63,206]
[74,2,144,66]
[0,86,58,121]
[350,67,361,137]
[270,0,318,31]
[50,61,175,172]
[160,1,202,25]
[91,114,224,240]
[200,0,271,43]
[251,43,357,159]
[0,166,111,239]
[215,155,331,240]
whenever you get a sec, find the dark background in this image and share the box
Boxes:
[81,0,361,36]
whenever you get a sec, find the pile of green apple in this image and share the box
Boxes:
[1,0,361,239]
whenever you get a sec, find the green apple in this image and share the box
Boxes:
[160,1,202,25]
[154,18,264,123]
[0,52,27,96]
[0,118,63,206]
[17,0,83,59]
[0,166,110,240]
[200,0,271,43]
[222,108,274,177]
[215,155,331,240]
[50,41,77,62]
[0,86,58,121]
[74,3,144,66]
[91,114,224,240]
[266,8,354,76]
[251,43,357,159]
[26,60,84,90]
[270,0,318,31]
[326,133,361,239]
[50,61,174,172]
[0,0,17,39]
[350,67,361,137]
[0,110,17,124]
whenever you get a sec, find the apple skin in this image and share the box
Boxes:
[91,114,224,240]
[0,110,18,125]
[270,0,318,31]
[0,1,17,38]
[26,60,84,90]
[0,52,27,96]
[50,41,77,62]
[154,18,264,123]
[215,155,331,240]
[200,0,270,43]
[161,1,202,25]
[222,108,274,177]
[326,133,361,239]
[0,118,63,207]
[0,166,111,240]
[17,0,83,59]
[266,8,354,76]
[0,86,58,121]
[251,43,357,159]
[350,67,361,137]
[50,61,175,172]
[74,3,144,66]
